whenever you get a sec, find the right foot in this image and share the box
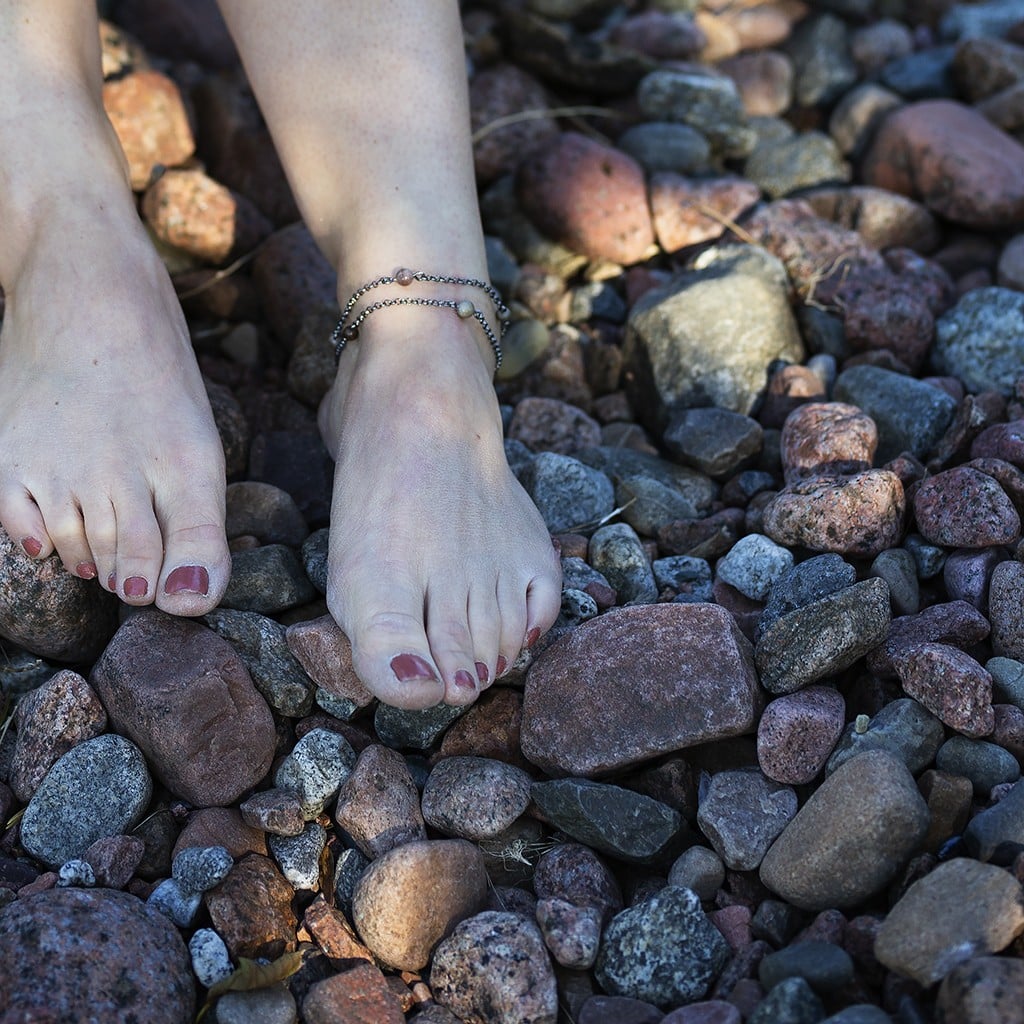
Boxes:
[0,198,231,616]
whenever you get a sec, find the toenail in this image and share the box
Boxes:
[525,627,541,649]
[76,562,97,580]
[164,565,209,596]
[390,653,438,683]
[21,537,42,557]
[123,576,148,598]
[107,572,117,591]
[475,661,489,684]
[496,655,508,676]
[455,670,477,691]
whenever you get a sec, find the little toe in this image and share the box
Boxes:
[0,485,53,560]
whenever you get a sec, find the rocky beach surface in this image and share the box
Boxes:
[4,0,1024,1021]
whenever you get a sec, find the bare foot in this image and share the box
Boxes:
[319,305,562,709]
[0,200,231,615]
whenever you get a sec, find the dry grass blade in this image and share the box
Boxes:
[567,497,636,535]
[471,106,623,144]
[174,240,268,301]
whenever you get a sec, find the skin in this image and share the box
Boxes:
[0,0,561,709]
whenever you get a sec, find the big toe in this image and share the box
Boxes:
[155,501,231,617]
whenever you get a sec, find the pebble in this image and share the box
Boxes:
[333,847,370,917]
[84,834,146,889]
[10,668,107,802]
[217,988,298,1024]
[588,523,657,604]
[533,843,623,923]
[829,83,902,159]
[663,1002,742,1024]
[304,963,405,1024]
[56,859,96,888]
[997,234,1024,290]
[578,996,664,1024]
[373,701,469,751]
[0,527,119,663]
[755,577,891,694]
[285,614,375,713]
[594,887,730,1008]
[536,897,603,968]
[617,475,716,537]
[833,364,958,462]
[617,123,712,175]
[914,467,1020,548]
[877,858,1024,986]
[696,769,798,871]
[944,546,1004,613]
[221,543,318,614]
[431,911,558,1024]
[821,1007,892,1024]
[19,734,152,869]
[762,472,905,560]
[827,698,945,776]
[894,643,995,737]
[225,480,308,547]
[935,955,1024,1024]
[653,555,713,601]
[807,186,941,255]
[870,548,919,615]
[787,12,858,107]
[935,736,1021,794]
[758,686,846,784]
[148,876,203,927]
[0,888,194,1020]
[274,726,356,819]
[746,131,850,199]
[189,927,235,988]
[89,610,276,806]
[720,50,794,117]
[879,44,956,98]
[334,744,426,859]
[748,976,824,1024]
[667,846,726,901]
[990,559,1024,661]
[759,941,855,994]
[868,600,991,678]
[268,822,327,890]
[624,245,803,429]
[521,603,762,776]
[759,750,930,911]
[239,788,306,837]
[758,554,856,634]
[716,534,793,603]
[351,839,488,971]
[172,845,234,893]
[522,451,615,534]
[664,408,763,480]
[649,174,761,253]
[781,403,877,485]
[508,396,602,454]
[531,778,681,864]
[205,854,297,961]
[421,756,533,841]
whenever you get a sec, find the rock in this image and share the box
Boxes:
[173,845,233,893]
[759,750,930,911]
[759,554,857,637]
[871,547,919,616]
[877,858,1024,988]
[992,560,1024,661]
[578,996,663,1024]
[696,769,798,871]
[225,481,308,547]
[762,473,905,560]
[522,452,615,535]
[535,897,602,969]
[221,544,318,615]
[268,822,327,890]
[617,475,714,540]
[533,843,622,922]
[274,726,356,820]
[56,859,95,888]
[189,927,234,989]
[649,174,761,253]
[893,644,995,737]
[998,234,1024,290]
[758,687,847,784]
[351,840,488,971]
[804,186,940,254]
[829,84,902,160]
[90,610,276,806]
[422,756,532,841]
[719,50,794,117]
[936,735,1021,794]
[521,603,762,776]
[373,702,468,751]
[19,734,151,869]
[779,403,877,484]
[304,963,405,1024]
[84,834,146,889]
[624,246,803,431]
[754,578,892,694]
[508,397,602,454]
[746,131,850,199]
[594,887,730,1008]
[516,132,654,265]
[102,69,194,189]
[239,789,306,837]
[617,123,712,175]
[914,467,1020,548]
[935,956,1024,1024]
[827,698,945,776]
[0,527,119,662]
[248,430,333,526]
[786,12,857,107]
[716,534,793,602]
[10,669,107,802]
[431,911,558,1024]
[588,523,657,604]
[862,100,1024,228]
[0,888,193,1020]
[148,877,202,927]
[667,847,726,902]
[653,555,713,602]
[663,407,763,480]
[205,854,296,960]
[334,744,426,859]
[748,977,824,1024]
[759,941,855,994]
[285,614,375,713]
[217,987,298,1024]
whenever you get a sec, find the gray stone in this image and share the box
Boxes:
[663,407,764,479]
[172,845,233,893]
[225,481,308,547]
[56,859,95,888]
[834,364,958,462]
[422,756,533,842]
[749,976,825,1024]
[588,523,657,604]
[274,726,356,819]
[746,131,850,199]
[216,988,298,1024]
[936,736,1021,795]
[522,452,616,534]
[905,534,947,579]
[333,846,370,917]
[594,887,730,1008]
[189,927,234,988]
[879,45,955,98]
[148,877,202,927]
[624,246,804,432]
[759,941,855,994]
[617,121,712,175]
[990,657,1024,712]
[821,1008,892,1024]
[20,734,152,868]
[941,0,1024,39]
[717,534,793,602]
[374,702,468,751]
[301,528,329,594]
[871,548,920,617]
[667,846,726,901]
[827,698,944,776]
[531,778,681,864]
[787,12,858,107]
[758,554,857,639]
[617,475,714,536]
[220,544,317,615]
[268,822,327,890]
[652,555,713,601]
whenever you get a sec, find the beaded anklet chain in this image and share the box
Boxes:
[331,268,509,371]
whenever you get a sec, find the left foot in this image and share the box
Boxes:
[319,305,561,710]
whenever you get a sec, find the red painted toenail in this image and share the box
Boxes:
[164,565,209,596]
[76,562,97,580]
[525,627,541,649]
[21,537,42,557]
[496,655,508,676]
[123,576,148,598]
[107,573,117,591]
[475,662,489,684]
[390,654,437,683]
[455,670,476,691]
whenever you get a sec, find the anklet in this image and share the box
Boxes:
[331,268,509,370]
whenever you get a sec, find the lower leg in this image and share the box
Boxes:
[218,0,562,707]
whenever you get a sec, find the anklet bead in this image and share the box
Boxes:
[456,300,476,319]
[395,267,415,286]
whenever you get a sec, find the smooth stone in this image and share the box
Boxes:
[421,756,533,841]
[827,698,944,776]
[268,822,327,890]
[20,734,152,869]
[893,643,995,737]
[221,544,318,615]
[870,548,919,616]
[913,467,1020,548]
[189,927,234,989]
[373,701,468,751]
[652,555,713,602]
[759,750,930,911]
[965,778,1024,861]
[536,897,602,969]
[758,554,856,638]
[668,846,726,902]
[285,614,374,713]
[618,122,712,175]
[588,523,657,604]
[172,845,233,893]
[759,941,855,994]
[148,877,202,928]
[617,475,715,537]
[217,988,298,1024]
[522,451,615,535]
[225,480,308,547]
[303,963,404,1024]
[991,560,1024,661]
[748,977,824,1024]
[716,534,793,602]
[533,842,623,923]
[936,736,1021,795]
[757,686,846,785]
[745,131,850,199]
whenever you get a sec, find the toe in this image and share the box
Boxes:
[81,498,117,589]
[525,560,563,647]
[332,569,446,710]
[35,495,96,580]
[496,572,529,675]
[111,488,164,605]
[467,582,502,691]
[155,500,231,617]
[424,585,482,707]
[0,484,53,560]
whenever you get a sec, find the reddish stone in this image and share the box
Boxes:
[972,421,1024,467]
[708,906,753,953]
[657,508,744,560]
[304,963,405,1024]
[758,686,846,785]
[804,186,940,254]
[83,835,146,890]
[913,466,1021,548]
[992,705,1024,767]
[650,174,761,253]
[516,132,655,265]
[102,70,194,190]
[90,610,276,807]
[991,559,1024,661]
[780,403,877,484]
[238,789,306,837]
[759,365,826,429]
[521,604,763,777]
[508,397,602,454]
[719,51,794,117]
[578,996,663,1024]
[663,1000,742,1024]
[894,643,995,738]
[174,807,269,860]
[303,895,374,963]
[437,688,528,768]
[936,957,1024,1024]
[285,615,375,710]
[862,100,1024,228]
[205,854,296,960]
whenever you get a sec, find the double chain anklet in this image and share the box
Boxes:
[331,269,510,371]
